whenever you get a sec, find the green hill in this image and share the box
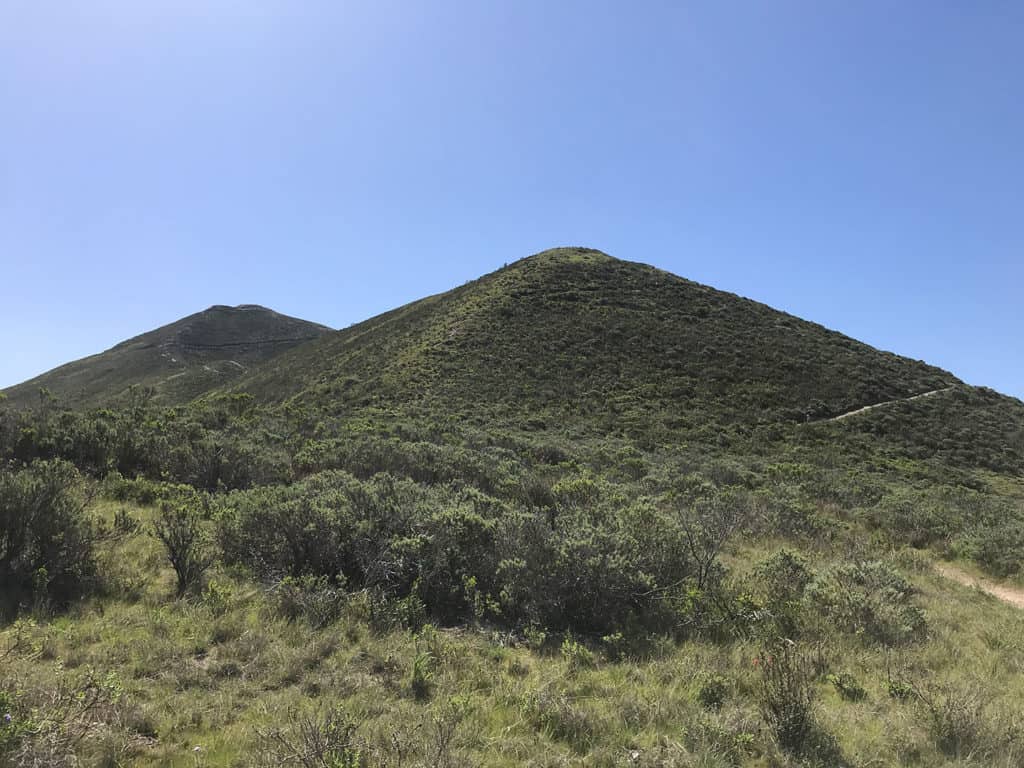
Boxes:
[2,304,331,410]
[233,247,1022,475]
[239,248,955,416]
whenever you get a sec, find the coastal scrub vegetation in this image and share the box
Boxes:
[2,250,1024,765]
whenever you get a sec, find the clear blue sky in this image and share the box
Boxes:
[2,1,1022,399]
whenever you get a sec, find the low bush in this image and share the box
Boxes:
[254,706,365,768]
[0,667,126,768]
[221,471,716,639]
[152,493,214,596]
[560,636,597,672]
[757,641,814,754]
[272,575,347,629]
[749,549,815,638]
[697,674,730,710]
[0,460,98,618]
[806,560,927,646]
[967,520,1024,578]
[826,672,866,701]
[409,649,435,701]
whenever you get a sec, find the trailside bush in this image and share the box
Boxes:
[806,560,927,646]
[965,520,1024,578]
[0,460,98,618]
[495,499,696,636]
[220,471,503,624]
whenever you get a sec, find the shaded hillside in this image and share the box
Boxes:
[2,304,330,409]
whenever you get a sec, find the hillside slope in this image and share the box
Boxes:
[228,248,1024,473]
[3,304,331,409]
[240,248,957,420]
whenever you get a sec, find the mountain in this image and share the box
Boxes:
[6,248,1021,474]
[238,247,955,416]
[2,304,331,410]
[234,247,1023,474]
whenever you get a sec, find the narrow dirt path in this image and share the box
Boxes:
[822,386,955,423]
[934,563,1024,609]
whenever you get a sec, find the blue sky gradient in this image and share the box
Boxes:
[2,1,1021,398]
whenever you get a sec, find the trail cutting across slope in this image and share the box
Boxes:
[823,386,956,423]
[935,563,1024,609]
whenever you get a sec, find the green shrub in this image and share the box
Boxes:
[496,499,696,636]
[201,578,235,617]
[0,687,31,758]
[560,636,596,672]
[0,667,125,767]
[272,575,347,628]
[750,549,814,637]
[409,649,435,701]
[152,495,214,596]
[967,520,1024,578]
[758,641,814,754]
[112,507,140,535]
[806,560,927,646]
[0,460,98,618]
[221,471,726,640]
[697,674,730,710]
[826,672,866,701]
[886,678,914,701]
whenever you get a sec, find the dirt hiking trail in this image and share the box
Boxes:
[935,563,1024,609]
[824,386,955,423]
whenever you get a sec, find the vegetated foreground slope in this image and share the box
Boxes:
[2,305,331,410]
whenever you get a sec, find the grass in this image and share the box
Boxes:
[4,500,1024,767]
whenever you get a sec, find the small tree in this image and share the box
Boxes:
[152,500,213,596]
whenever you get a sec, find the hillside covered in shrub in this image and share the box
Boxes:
[2,248,1023,766]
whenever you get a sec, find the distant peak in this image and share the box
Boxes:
[206,304,273,313]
